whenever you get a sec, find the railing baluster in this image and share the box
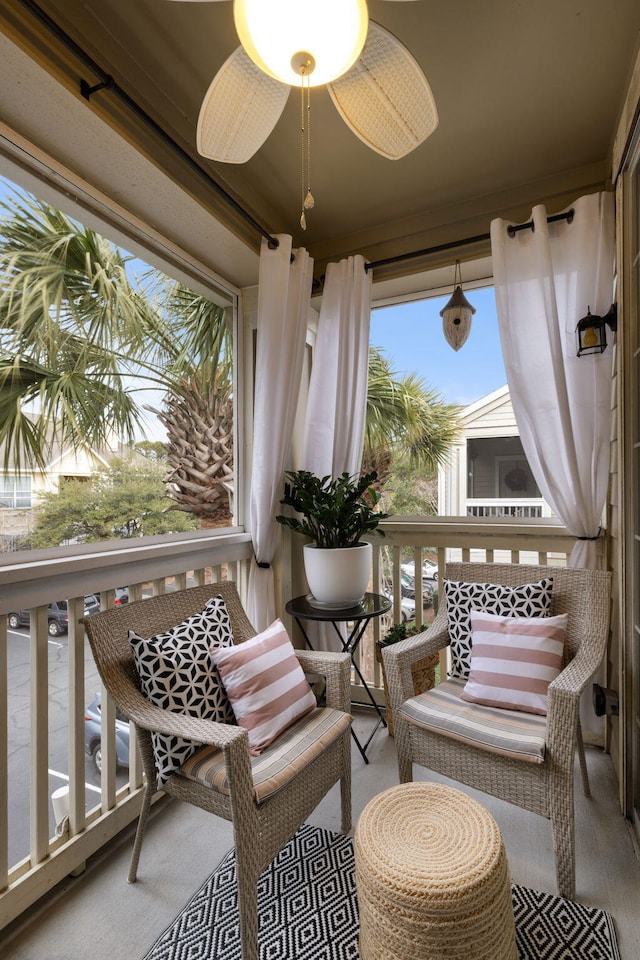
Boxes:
[128,583,144,603]
[372,546,383,688]
[100,680,117,814]
[413,546,423,629]
[30,606,49,865]
[68,597,86,838]
[101,588,115,609]
[392,546,402,623]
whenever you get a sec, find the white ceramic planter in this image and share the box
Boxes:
[303,541,372,607]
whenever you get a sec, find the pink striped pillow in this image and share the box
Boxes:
[461,610,568,715]
[209,619,317,755]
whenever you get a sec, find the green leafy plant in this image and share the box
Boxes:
[379,619,420,647]
[276,469,388,549]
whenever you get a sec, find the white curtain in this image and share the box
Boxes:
[300,254,372,650]
[302,254,372,476]
[490,192,615,568]
[247,235,313,630]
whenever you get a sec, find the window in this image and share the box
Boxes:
[0,476,32,509]
[0,170,238,551]
[467,438,540,499]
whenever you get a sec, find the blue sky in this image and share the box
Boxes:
[371,285,506,408]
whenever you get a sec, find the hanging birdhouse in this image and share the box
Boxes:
[440,261,476,351]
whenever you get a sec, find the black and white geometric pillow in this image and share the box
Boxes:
[444,578,554,679]
[129,595,235,786]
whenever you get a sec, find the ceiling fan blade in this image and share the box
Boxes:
[328,20,438,160]
[197,47,290,163]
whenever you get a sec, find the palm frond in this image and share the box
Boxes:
[0,356,141,471]
[365,346,461,473]
[0,191,160,357]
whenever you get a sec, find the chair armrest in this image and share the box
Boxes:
[118,682,249,749]
[381,612,449,716]
[546,648,604,761]
[295,650,351,713]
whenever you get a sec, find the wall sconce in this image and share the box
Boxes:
[592,682,619,717]
[576,304,617,357]
[440,260,476,351]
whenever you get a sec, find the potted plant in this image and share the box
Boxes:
[276,469,387,607]
[375,619,439,736]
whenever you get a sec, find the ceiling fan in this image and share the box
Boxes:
[171,0,438,226]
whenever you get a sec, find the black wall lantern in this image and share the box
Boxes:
[576,304,617,356]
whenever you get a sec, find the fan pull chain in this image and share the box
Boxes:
[304,76,314,213]
[299,65,314,230]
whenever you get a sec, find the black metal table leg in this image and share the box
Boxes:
[286,592,392,762]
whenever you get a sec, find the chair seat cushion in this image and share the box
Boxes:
[177,706,351,803]
[399,678,547,763]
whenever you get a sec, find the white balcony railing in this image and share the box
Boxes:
[0,528,253,926]
[0,515,586,930]
[286,515,581,706]
[466,499,546,519]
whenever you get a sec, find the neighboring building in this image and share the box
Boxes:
[0,432,129,550]
[438,385,553,520]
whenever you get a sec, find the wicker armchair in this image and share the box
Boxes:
[83,582,352,960]
[382,562,611,901]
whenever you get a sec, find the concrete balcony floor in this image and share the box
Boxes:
[2,708,640,959]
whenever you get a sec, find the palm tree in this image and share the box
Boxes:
[0,191,157,470]
[0,190,236,524]
[143,282,235,527]
[363,346,460,493]
[149,363,234,527]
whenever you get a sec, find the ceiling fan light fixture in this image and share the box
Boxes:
[233,0,369,87]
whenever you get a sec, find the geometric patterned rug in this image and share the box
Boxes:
[142,823,620,960]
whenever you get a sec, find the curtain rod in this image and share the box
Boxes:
[17,0,280,251]
[364,210,574,274]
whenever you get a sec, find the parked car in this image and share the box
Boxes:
[84,693,130,774]
[94,587,129,606]
[398,570,434,604]
[401,560,439,583]
[7,595,100,636]
[398,595,417,623]
[383,588,429,623]
[422,560,439,582]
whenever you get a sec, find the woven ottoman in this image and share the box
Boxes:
[354,782,517,960]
